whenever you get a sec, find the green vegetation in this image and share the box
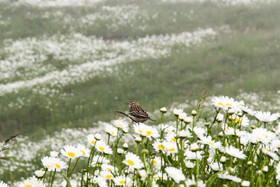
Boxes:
[0,0,280,138]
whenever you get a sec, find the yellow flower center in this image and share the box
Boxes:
[81,150,86,155]
[169,148,175,152]
[106,175,113,179]
[112,132,114,135]
[153,160,158,164]
[120,180,126,184]
[99,147,105,151]
[171,138,176,142]
[127,159,135,166]
[146,131,152,136]
[25,185,32,187]
[218,102,224,106]
[67,152,76,157]
[265,135,268,138]
[226,103,231,106]
[138,130,143,133]
[55,164,61,168]
[106,167,112,171]
[91,141,96,145]
[208,141,215,146]
[158,145,166,149]
[47,164,51,168]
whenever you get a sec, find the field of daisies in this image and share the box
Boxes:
[1,0,280,186]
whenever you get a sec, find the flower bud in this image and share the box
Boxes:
[178,130,188,138]
[185,160,195,168]
[34,170,45,178]
[216,114,224,122]
[241,181,250,187]
[117,148,124,154]
[262,166,268,173]
[122,143,128,150]
[220,156,227,163]
[191,110,197,116]
[50,151,58,158]
[227,108,234,115]
[204,122,210,127]
[142,149,149,154]
[190,143,200,152]
[247,161,252,165]
[135,137,142,143]
[160,107,167,113]
[94,133,101,141]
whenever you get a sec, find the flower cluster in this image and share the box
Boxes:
[3,95,280,186]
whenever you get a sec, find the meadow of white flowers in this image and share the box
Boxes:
[1,92,280,186]
[1,0,280,186]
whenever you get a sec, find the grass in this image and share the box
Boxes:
[0,1,280,138]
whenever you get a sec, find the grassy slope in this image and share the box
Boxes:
[0,1,280,138]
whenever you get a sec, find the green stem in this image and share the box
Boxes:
[50,169,56,187]
[68,157,80,177]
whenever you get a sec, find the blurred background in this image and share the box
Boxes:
[0,0,280,183]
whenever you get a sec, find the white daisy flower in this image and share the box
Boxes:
[178,112,187,121]
[251,128,275,145]
[95,176,107,187]
[165,167,185,183]
[41,156,68,172]
[270,139,280,151]
[185,150,203,160]
[0,181,9,187]
[105,124,118,136]
[77,144,90,157]
[185,176,206,187]
[112,119,129,130]
[61,145,82,159]
[173,108,184,116]
[209,162,223,171]
[50,151,59,158]
[275,162,280,181]
[62,180,78,187]
[198,136,222,150]
[134,123,147,136]
[151,157,164,170]
[113,176,132,186]
[255,111,279,123]
[42,156,55,171]
[95,141,113,155]
[233,115,249,127]
[261,146,279,161]
[18,176,46,187]
[91,155,110,166]
[135,124,159,139]
[100,170,114,180]
[225,146,246,159]
[165,132,177,142]
[87,134,97,146]
[154,173,167,181]
[178,130,192,138]
[123,152,143,170]
[211,96,240,111]
[161,124,176,133]
[166,142,178,155]
[152,141,169,152]
[218,173,242,183]
[101,164,115,172]
[193,127,207,139]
